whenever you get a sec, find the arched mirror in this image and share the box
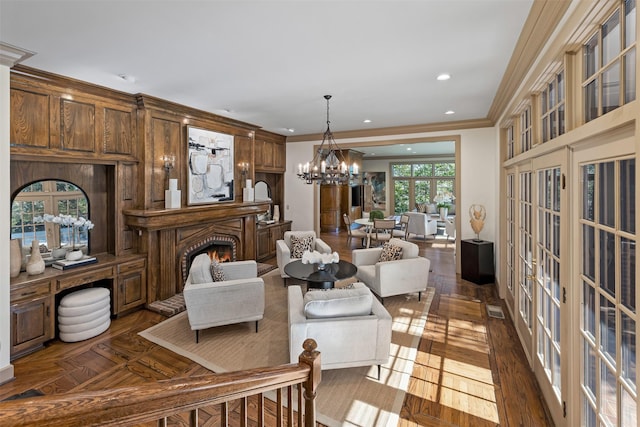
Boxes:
[11,180,91,257]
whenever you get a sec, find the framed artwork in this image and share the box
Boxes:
[186,126,234,205]
[363,171,386,210]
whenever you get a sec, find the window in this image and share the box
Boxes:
[391,161,455,214]
[507,124,515,159]
[541,70,566,143]
[583,1,636,123]
[520,106,532,153]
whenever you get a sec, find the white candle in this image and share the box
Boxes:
[298,163,302,174]
[321,160,326,173]
[169,178,178,191]
[353,163,359,174]
[341,162,347,173]
[246,179,252,188]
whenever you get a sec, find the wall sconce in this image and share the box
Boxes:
[238,162,250,176]
[162,154,176,172]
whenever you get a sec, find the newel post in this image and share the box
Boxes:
[298,338,321,427]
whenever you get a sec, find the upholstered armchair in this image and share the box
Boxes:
[404,212,438,240]
[183,254,265,343]
[352,238,431,304]
[276,231,331,283]
[288,283,391,377]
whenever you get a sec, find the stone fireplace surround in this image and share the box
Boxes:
[124,201,270,304]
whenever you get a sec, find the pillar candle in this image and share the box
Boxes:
[169,178,178,191]
[246,179,252,188]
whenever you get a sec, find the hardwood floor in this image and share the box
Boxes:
[1,231,553,426]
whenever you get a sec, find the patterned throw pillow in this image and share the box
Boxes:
[210,260,227,282]
[416,203,428,213]
[378,242,403,262]
[290,235,313,259]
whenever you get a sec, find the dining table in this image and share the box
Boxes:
[353,218,375,248]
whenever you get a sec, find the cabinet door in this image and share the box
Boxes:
[117,269,147,313]
[11,295,53,359]
[273,142,285,172]
[10,87,51,149]
[256,228,272,261]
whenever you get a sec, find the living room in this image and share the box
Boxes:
[1,0,639,426]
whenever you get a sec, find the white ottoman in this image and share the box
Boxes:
[58,287,111,343]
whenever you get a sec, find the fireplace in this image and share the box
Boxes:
[180,234,238,284]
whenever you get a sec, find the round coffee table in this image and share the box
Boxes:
[283,259,358,289]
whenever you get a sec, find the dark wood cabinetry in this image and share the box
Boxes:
[319,149,364,232]
[255,130,286,172]
[9,254,147,359]
[256,220,292,261]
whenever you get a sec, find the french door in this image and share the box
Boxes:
[574,139,637,426]
[514,150,568,425]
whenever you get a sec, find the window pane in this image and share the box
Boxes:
[584,79,598,122]
[625,48,636,103]
[414,180,431,204]
[393,180,409,214]
[413,164,432,177]
[583,164,595,220]
[599,162,615,227]
[602,10,621,65]
[584,281,595,339]
[584,33,599,79]
[392,164,411,177]
[558,71,565,101]
[620,159,635,233]
[584,224,595,281]
[621,237,636,313]
[541,89,548,114]
[600,360,618,426]
[558,104,565,135]
[602,61,621,114]
[600,295,617,364]
[584,338,597,398]
[600,230,616,298]
[621,386,638,427]
[434,163,455,176]
[622,312,636,392]
[625,0,636,49]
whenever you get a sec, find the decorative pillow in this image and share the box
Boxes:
[303,283,373,319]
[189,253,213,284]
[290,235,313,259]
[427,203,438,214]
[416,203,428,213]
[378,242,403,262]
[210,259,227,282]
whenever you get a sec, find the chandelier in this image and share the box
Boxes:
[297,95,358,185]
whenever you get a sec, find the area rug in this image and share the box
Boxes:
[140,270,434,426]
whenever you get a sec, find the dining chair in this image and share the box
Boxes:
[392,214,409,240]
[343,213,368,247]
[370,219,395,246]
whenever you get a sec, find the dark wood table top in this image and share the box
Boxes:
[283,259,357,289]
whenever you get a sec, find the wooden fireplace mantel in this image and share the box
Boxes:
[123,201,272,303]
[123,201,271,231]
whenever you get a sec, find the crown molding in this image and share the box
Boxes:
[0,42,35,67]
[287,118,492,143]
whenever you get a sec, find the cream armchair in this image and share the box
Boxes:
[352,238,431,304]
[276,231,331,283]
[404,212,438,240]
[183,254,265,343]
[288,283,391,378]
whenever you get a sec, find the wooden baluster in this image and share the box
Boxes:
[220,401,229,426]
[297,383,303,427]
[287,385,293,427]
[257,392,264,426]
[299,339,321,427]
[240,396,247,426]
[277,388,283,427]
[189,409,198,426]
[158,417,167,427]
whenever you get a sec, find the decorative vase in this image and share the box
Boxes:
[439,207,449,220]
[65,249,84,261]
[51,247,68,260]
[10,239,22,278]
[273,205,280,222]
[26,239,46,276]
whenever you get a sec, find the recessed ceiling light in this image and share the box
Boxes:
[287,128,295,133]
[363,119,372,123]
[437,73,451,81]
[117,74,136,83]
[407,147,412,151]
[445,110,455,115]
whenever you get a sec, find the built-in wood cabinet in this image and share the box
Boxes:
[255,130,286,172]
[9,253,147,359]
[10,69,138,161]
[256,220,292,261]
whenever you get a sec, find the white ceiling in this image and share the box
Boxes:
[0,0,533,142]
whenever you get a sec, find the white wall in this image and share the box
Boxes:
[0,64,15,384]
[285,126,500,256]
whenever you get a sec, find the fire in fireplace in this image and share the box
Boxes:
[180,235,238,284]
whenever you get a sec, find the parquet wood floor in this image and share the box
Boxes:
[1,231,553,426]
